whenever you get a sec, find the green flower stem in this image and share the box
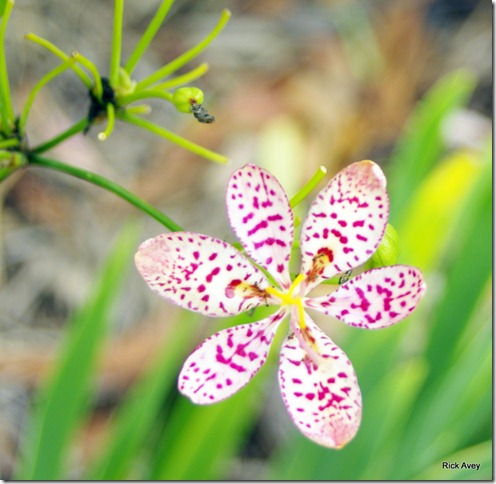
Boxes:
[18,57,77,133]
[289,165,327,208]
[28,153,184,232]
[98,103,115,141]
[125,105,151,115]
[154,63,209,90]
[120,88,173,106]
[125,0,175,76]
[24,33,92,88]
[31,118,89,154]
[120,111,228,164]
[136,9,231,90]
[73,52,102,99]
[0,137,18,149]
[109,0,124,87]
[0,0,15,133]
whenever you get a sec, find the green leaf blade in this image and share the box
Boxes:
[15,222,140,480]
[388,70,476,224]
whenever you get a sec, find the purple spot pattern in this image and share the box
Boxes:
[300,160,389,285]
[227,164,294,288]
[279,316,362,448]
[134,162,427,449]
[135,232,268,317]
[178,311,284,403]
[305,265,426,329]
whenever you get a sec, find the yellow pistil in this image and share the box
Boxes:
[266,274,307,329]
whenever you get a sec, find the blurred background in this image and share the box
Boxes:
[0,0,491,480]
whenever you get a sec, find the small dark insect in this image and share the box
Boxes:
[339,269,353,285]
[191,102,215,124]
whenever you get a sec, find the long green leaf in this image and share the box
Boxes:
[390,282,491,478]
[423,144,491,383]
[86,310,201,480]
[398,149,483,270]
[15,222,140,480]
[149,366,271,480]
[387,70,476,224]
[0,0,7,18]
[386,146,492,478]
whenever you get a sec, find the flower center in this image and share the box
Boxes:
[266,274,307,329]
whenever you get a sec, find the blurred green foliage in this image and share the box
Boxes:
[0,0,7,18]
[16,222,141,480]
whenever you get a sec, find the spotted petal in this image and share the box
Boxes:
[305,265,426,329]
[300,161,389,288]
[279,313,362,448]
[227,164,293,289]
[178,310,285,404]
[135,232,270,317]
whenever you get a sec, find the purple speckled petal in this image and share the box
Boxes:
[279,313,362,448]
[135,232,270,317]
[227,164,293,289]
[305,265,426,329]
[178,310,286,404]
[300,161,389,288]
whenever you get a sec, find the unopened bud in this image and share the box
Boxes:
[172,87,204,113]
[115,67,137,96]
[365,223,400,270]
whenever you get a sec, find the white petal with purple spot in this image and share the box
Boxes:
[305,265,426,329]
[300,160,389,288]
[179,310,286,403]
[279,313,362,448]
[227,164,294,289]
[135,232,269,317]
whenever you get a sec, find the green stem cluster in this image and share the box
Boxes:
[0,0,232,233]
[23,1,229,162]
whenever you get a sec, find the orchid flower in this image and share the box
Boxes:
[135,161,426,448]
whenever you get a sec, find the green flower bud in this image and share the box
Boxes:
[173,87,204,113]
[114,67,137,96]
[365,223,400,270]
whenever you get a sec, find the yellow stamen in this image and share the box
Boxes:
[296,299,306,330]
[266,274,307,329]
[289,273,306,295]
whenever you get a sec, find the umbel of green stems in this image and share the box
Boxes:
[20,1,230,160]
[0,0,233,231]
